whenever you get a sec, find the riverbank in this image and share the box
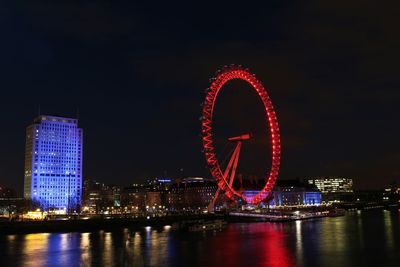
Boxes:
[0,214,222,235]
[3,206,397,235]
[0,211,335,234]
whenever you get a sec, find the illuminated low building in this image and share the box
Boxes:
[308,177,353,193]
[242,180,322,207]
[270,181,322,206]
[144,178,172,211]
[146,191,161,207]
[24,209,48,220]
[120,184,147,212]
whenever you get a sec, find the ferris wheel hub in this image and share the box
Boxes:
[228,133,252,142]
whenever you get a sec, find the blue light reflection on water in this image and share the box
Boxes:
[0,210,399,267]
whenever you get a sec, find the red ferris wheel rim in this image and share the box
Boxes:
[201,65,281,205]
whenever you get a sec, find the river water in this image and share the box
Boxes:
[0,209,399,267]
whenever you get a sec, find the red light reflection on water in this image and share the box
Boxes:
[205,223,295,267]
[260,224,294,267]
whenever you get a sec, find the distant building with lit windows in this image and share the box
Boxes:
[167,177,218,211]
[24,115,83,211]
[82,179,121,214]
[308,177,353,193]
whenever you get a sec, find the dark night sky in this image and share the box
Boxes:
[1,0,400,194]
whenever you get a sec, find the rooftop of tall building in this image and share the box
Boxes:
[33,115,78,125]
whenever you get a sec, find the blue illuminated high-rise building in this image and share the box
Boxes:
[24,115,83,211]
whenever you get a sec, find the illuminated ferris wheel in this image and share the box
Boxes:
[201,65,281,208]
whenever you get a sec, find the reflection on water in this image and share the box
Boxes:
[384,210,394,249]
[0,210,399,267]
[80,232,91,264]
[295,220,303,264]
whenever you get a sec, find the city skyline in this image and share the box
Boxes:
[1,1,400,193]
[1,2,400,267]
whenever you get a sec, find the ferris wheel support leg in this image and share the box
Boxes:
[208,141,242,213]
[223,142,241,181]
[228,142,242,187]
[208,188,221,213]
